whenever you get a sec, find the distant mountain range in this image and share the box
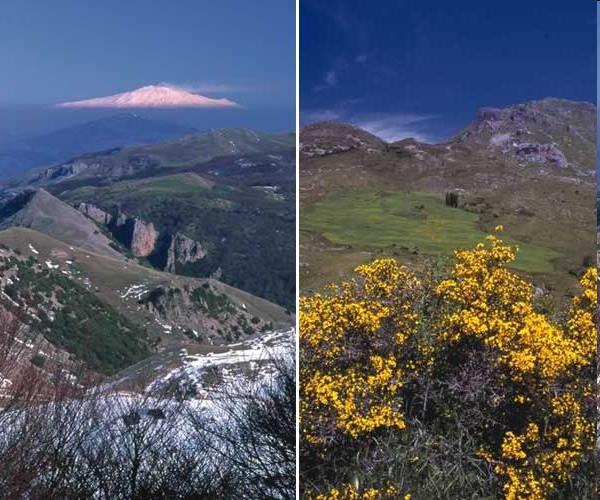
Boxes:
[0,113,197,180]
[20,127,295,187]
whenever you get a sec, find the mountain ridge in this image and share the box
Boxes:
[302,98,595,160]
[18,127,295,187]
[0,113,197,180]
[0,188,123,258]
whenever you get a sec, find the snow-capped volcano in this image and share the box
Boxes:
[56,85,239,109]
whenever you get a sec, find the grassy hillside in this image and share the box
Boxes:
[0,227,292,334]
[0,249,153,374]
[123,128,295,168]
[300,101,595,299]
[0,189,123,258]
[22,128,295,187]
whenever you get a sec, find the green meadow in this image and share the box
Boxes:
[302,190,563,275]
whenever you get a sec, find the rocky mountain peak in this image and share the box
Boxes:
[452,98,596,170]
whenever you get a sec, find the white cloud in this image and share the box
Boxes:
[302,109,440,143]
[313,69,340,92]
[302,109,342,122]
[324,70,338,86]
[160,81,260,95]
[356,113,438,143]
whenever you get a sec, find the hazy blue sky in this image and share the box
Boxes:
[301,0,595,143]
[0,0,294,134]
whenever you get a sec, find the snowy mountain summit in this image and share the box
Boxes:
[57,85,239,109]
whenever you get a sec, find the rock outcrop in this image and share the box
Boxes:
[76,203,160,258]
[300,121,386,158]
[513,142,568,168]
[130,219,159,257]
[76,202,113,225]
[165,233,206,272]
[453,98,594,170]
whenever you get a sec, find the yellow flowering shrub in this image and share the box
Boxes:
[300,232,596,499]
[303,355,405,441]
[435,235,586,382]
[437,236,596,498]
[308,483,405,500]
[301,259,425,445]
[491,268,597,499]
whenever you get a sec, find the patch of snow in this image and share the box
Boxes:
[120,284,148,300]
[146,328,294,396]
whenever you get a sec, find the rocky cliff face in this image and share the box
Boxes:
[76,203,159,257]
[76,202,113,225]
[130,219,159,257]
[166,233,206,272]
[76,203,206,265]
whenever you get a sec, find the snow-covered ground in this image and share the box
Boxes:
[146,328,294,399]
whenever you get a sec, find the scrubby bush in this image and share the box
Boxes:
[445,191,459,208]
[0,315,296,499]
[300,229,596,499]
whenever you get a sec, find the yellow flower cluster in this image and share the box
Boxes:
[303,355,405,440]
[301,259,424,444]
[300,291,390,363]
[435,235,590,382]
[495,424,546,499]
[309,483,406,500]
[495,391,594,499]
[566,267,596,366]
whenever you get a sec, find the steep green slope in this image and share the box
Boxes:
[0,248,153,374]
[6,127,296,308]
[0,228,292,338]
